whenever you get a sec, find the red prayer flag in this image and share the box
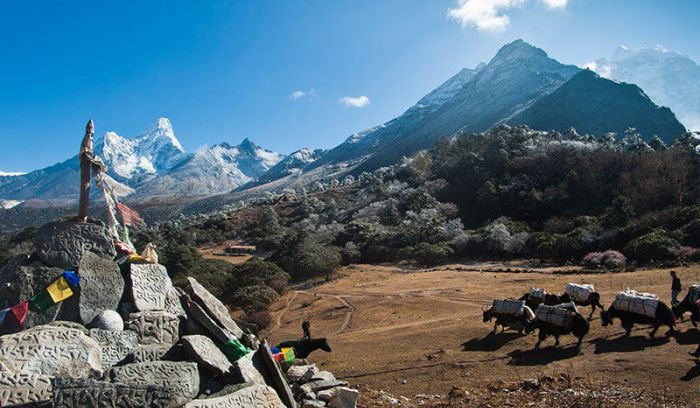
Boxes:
[116,203,144,227]
[11,301,29,325]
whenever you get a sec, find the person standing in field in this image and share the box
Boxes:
[671,271,682,306]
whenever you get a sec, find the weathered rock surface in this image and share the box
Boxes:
[89,328,139,370]
[165,286,187,318]
[299,380,350,395]
[286,364,318,383]
[109,361,200,405]
[187,277,243,338]
[260,341,297,408]
[326,387,359,408]
[184,384,286,408]
[311,371,336,382]
[0,372,53,407]
[233,351,266,385]
[0,325,102,378]
[90,310,124,332]
[52,378,180,408]
[302,399,325,408]
[78,251,124,324]
[181,335,233,377]
[129,263,170,311]
[128,344,182,363]
[187,301,235,344]
[125,310,181,345]
[35,221,116,270]
[0,258,66,329]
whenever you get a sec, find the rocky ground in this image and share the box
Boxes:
[264,263,700,407]
[0,220,356,408]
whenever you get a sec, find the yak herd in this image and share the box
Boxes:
[482,283,698,348]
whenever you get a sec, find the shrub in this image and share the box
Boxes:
[292,238,341,281]
[241,311,273,333]
[233,258,289,289]
[229,285,279,314]
[669,246,700,263]
[623,229,681,263]
[582,250,626,270]
[415,242,454,266]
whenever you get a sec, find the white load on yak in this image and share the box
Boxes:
[565,283,594,303]
[535,303,578,329]
[688,284,700,303]
[612,289,659,318]
[492,299,526,316]
[528,287,546,301]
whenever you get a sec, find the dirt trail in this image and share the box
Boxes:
[263,263,700,402]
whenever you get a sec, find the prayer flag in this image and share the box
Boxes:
[117,203,144,227]
[47,276,74,303]
[10,301,29,324]
[0,308,9,326]
[62,271,80,288]
[30,290,55,313]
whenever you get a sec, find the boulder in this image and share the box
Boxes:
[90,310,124,332]
[129,264,171,311]
[34,221,116,270]
[52,378,180,408]
[124,310,181,345]
[286,364,318,384]
[109,361,199,405]
[184,384,285,408]
[311,371,336,382]
[0,372,53,407]
[187,277,244,338]
[77,251,124,324]
[181,335,233,377]
[0,258,67,330]
[0,325,102,378]
[233,350,266,385]
[89,328,139,370]
[327,387,358,408]
[302,399,326,408]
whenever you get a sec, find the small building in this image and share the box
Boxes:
[224,245,257,256]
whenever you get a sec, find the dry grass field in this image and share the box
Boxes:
[262,262,700,407]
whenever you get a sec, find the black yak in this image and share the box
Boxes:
[601,300,676,338]
[672,288,700,326]
[482,303,535,334]
[560,292,604,319]
[528,306,590,348]
[278,338,331,359]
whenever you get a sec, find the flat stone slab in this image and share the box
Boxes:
[181,335,232,377]
[129,264,171,311]
[0,372,53,407]
[299,381,349,395]
[125,311,181,345]
[259,341,297,408]
[109,361,199,405]
[165,287,187,318]
[184,384,285,408]
[0,325,102,378]
[187,301,235,344]
[89,329,139,370]
[35,221,116,271]
[78,251,124,324]
[187,277,243,338]
[233,351,266,385]
[52,378,181,408]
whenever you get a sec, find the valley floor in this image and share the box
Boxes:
[262,262,700,407]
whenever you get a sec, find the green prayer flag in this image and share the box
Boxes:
[221,338,251,362]
[30,290,55,313]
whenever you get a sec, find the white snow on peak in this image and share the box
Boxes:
[345,125,385,144]
[0,171,26,177]
[0,199,23,209]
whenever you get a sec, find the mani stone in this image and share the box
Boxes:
[165,286,187,318]
[233,351,266,385]
[187,277,243,338]
[0,372,53,407]
[187,301,235,344]
[184,384,285,408]
[129,263,171,311]
[181,335,233,377]
[78,251,124,324]
[89,329,139,370]
[90,310,124,332]
[109,361,199,405]
[34,221,116,271]
[52,378,179,408]
[125,310,181,345]
[128,344,182,363]
[259,341,297,408]
[0,325,102,378]
[0,258,66,330]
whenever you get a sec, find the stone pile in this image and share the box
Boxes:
[0,221,358,408]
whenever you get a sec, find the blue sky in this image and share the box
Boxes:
[0,0,698,172]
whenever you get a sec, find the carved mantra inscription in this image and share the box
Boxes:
[35,222,116,270]
[125,311,180,345]
[52,378,177,408]
[0,326,102,377]
[78,252,124,324]
[184,385,285,408]
[129,344,174,363]
[130,264,170,311]
[109,361,199,401]
[89,329,139,369]
[0,372,53,407]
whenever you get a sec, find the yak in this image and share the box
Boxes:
[672,292,700,327]
[527,309,590,348]
[278,338,332,359]
[482,304,535,334]
[600,301,676,338]
[560,292,605,319]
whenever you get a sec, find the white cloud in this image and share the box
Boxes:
[0,171,26,177]
[583,61,613,78]
[339,95,371,108]
[448,0,568,32]
[289,89,317,102]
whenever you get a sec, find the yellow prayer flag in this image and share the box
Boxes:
[47,276,74,303]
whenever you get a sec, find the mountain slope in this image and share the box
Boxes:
[510,69,686,141]
[243,147,326,189]
[588,46,700,131]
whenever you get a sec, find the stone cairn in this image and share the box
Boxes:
[0,221,357,408]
